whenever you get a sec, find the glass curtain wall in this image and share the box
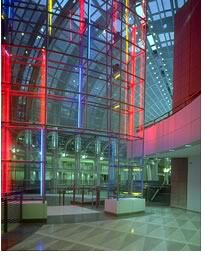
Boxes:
[1,0,147,200]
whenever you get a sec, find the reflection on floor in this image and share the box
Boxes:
[8,206,201,251]
[47,205,100,216]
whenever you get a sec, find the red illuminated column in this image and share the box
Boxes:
[113,0,118,33]
[128,26,137,137]
[1,45,12,193]
[41,49,46,124]
[79,0,85,35]
[139,21,146,133]
[40,49,46,197]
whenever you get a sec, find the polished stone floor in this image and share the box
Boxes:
[6,205,200,251]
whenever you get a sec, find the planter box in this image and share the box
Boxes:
[104,198,145,215]
[22,200,47,221]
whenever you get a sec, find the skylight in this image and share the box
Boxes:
[163,0,171,10]
[147,34,155,46]
[149,1,158,14]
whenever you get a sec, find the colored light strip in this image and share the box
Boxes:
[41,49,46,123]
[124,0,129,136]
[40,49,46,196]
[1,44,11,193]
[79,0,85,35]
[139,21,146,133]
[87,0,91,58]
[113,0,117,33]
[78,66,82,128]
[48,0,52,35]
[40,129,44,195]
[3,0,11,18]
[129,26,137,137]
[78,0,84,128]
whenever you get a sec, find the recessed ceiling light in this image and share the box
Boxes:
[160,52,162,55]
[150,25,153,29]
[185,144,192,147]
[21,32,24,36]
[158,81,160,83]
[163,63,166,66]
[156,76,159,79]
[147,56,149,59]
[163,24,167,29]
[149,62,152,65]
[154,72,156,75]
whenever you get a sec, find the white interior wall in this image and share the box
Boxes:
[187,155,201,212]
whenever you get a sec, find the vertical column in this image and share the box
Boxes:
[48,0,52,35]
[124,0,129,136]
[78,0,85,129]
[40,49,46,198]
[24,130,32,189]
[128,25,137,137]
[51,131,58,192]
[1,45,11,193]
[95,138,101,187]
[75,135,81,189]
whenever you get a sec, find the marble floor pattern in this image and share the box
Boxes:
[9,206,201,251]
[47,205,100,216]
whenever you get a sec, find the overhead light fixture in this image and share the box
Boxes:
[21,32,25,36]
[100,156,104,160]
[113,104,120,109]
[169,149,175,152]
[114,73,120,79]
[11,148,16,153]
[185,144,192,147]
[112,64,120,80]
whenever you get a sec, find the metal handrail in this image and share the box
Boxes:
[150,180,167,201]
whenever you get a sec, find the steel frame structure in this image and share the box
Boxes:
[1,0,147,200]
